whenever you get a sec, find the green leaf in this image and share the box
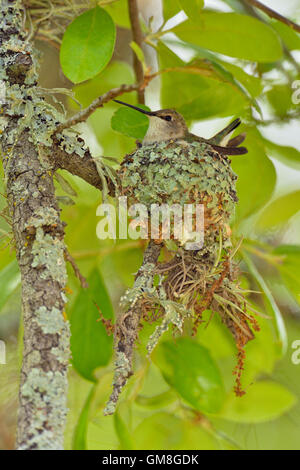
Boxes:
[264,139,300,170]
[153,338,225,413]
[232,129,276,222]
[178,82,246,120]
[256,190,300,230]
[57,195,75,206]
[273,245,300,302]
[60,7,116,83]
[73,384,96,450]
[172,12,282,62]
[221,0,248,13]
[219,381,296,423]
[267,85,295,117]
[178,0,204,19]
[132,412,218,450]
[135,390,177,409]
[164,39,262,102]
[197,312,235,359]
[159,42,248,120]
[133,413,184,450]
[104,1,130,28]
[111,105,149,140]
[256,61,280,75]
[0,260,21,312]
[130,42,146,71]
[218,60,263,98]
[242,250,287,354]
[163,0,181,21]
[271,20,300,50]
[72,61,137,158]
[243,316,278,383]
[70,268,114,382]
[114,411,134,450]
[180,421,219,450]
[55,172,78,197]
[72,61,134,107]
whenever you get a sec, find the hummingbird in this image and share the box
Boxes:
[113,99,247,155]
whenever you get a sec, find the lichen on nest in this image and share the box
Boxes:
[104,139,261,414]
[118,139,237,255]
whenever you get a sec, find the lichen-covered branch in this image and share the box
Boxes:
[49,136,111,193]
[104,240,162,415]
[0,0,70,449]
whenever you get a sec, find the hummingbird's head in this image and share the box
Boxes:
[113,100,188,144]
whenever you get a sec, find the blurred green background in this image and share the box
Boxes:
[1,0,300,450]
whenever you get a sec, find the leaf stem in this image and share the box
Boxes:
[242,250,288,354]
[243,243,285,266]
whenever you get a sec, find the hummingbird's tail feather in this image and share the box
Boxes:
[208,119,247,155]
[209,118,241,145]
[210,144,248,155]
[227,133,246,148]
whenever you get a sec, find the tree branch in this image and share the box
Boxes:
[104,240,162,415]
[244,0,300,33]
[0,0,152,449]
[0,0,69,450]
[55,83,141,134]
[240,0,300,76]
[128,0,145,104]
[50,136,114,194]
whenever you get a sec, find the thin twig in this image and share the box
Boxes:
[55,83,141,134]
[241,0,300,76]
[128,0,145,104]
[244,0,300,33]
[252,110,300,126]
[193,259,230,333]
[64,248,88,288]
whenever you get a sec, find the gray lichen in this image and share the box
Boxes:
[146,299,188,356]
[104,241,162,415]
[103,352,131,415]
[119,261,158,310]
[19,368,68,450]
[31,227,66,284]
[0,0,71,450]
[34,306,66,335]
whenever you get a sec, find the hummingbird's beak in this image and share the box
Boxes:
[113,99,154,116]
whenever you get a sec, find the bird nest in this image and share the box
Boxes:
[103,139,262,414]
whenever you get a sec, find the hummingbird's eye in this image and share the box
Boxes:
[164,115,172,121]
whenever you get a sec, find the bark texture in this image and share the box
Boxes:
[0,0,148,448]
[104,240,162,415]
[0,0,70,449]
